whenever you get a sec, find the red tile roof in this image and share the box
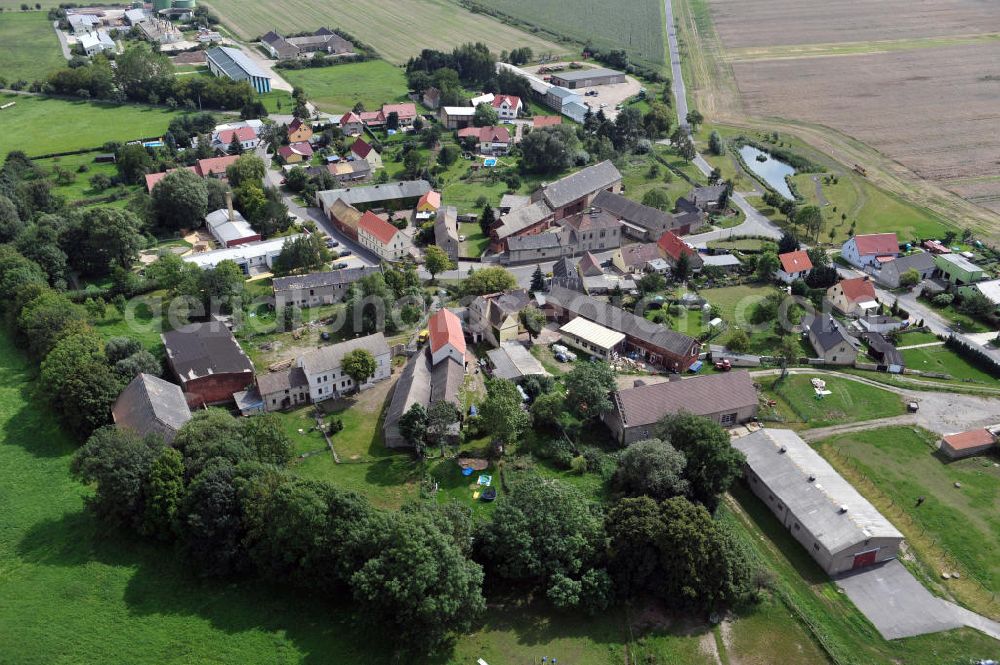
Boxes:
[942,428,995,451]
[144,166,198,192]
[457,125,511,143]
[532,115,562,128]
[360,110,385,125]
[491,94,521,109]
[216,126,257,145]
[382,102,417,119]
[288,117,305,133]
[428,308,466,356]
[779,250,813,274]
[351,137,374,158]
[838,277,877,303]
[418,190,441,210]
[341,111,362,125]
[657,231,697,261]
[853,233,899,256]
[195,154,239,177]
[358,210,398,245]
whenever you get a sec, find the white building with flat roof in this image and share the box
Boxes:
[183,235,301,273]
[558,317,625,360]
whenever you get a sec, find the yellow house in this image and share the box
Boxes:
[287,118,313,143]
[417,190,441,213]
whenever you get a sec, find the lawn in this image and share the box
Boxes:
[698,283,782,351]
[458,222,487,258]
[618,149,699,209]
[90,293,170,356]
[0,11,65,83]
[901,344,998,383]
[281,61,412,113]
[200,0,565,65]
[816,426,1000,617]
[757,373,906,429]
[895,330,942,347]
[0,93,188,157]
[35,152,136,204]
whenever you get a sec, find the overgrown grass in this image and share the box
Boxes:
[757,373,906,429]
[0,11,65,82]
[816,426,1000,617]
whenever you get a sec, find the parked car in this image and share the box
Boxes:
[340,249,352,257]
[335,262,349,269]
[459,235,467,241]
[554,352,568,363]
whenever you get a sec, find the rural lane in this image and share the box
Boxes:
[663,0,783,243]
[52,21,71,60]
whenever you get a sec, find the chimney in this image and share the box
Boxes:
[226,190,234,222]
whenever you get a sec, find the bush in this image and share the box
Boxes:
[932,293,954,307]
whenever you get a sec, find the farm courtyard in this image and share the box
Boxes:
[700,0,1000,218]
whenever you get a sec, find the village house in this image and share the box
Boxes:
[215,125,260,152]
[940,428,997,460]
[559,317,625,361]
[382,103,418,129]
[486,342,549,382]
[687,184,728,212]
[657,231,704,271]
[550,256,585,293]
[112,373,192,444]
[205,195,261,248]
[323,160,372,185]
[272,266,381,309]
[603,371,759,445]
[277,141,314,164]
[298,333,392,402]
[734,428,904,575]
[206,46,272,94]
[543,285,700,372]
[827,277,879,317]
[776,250,813,284]
[467,289,531,347]
[261,28,353,60]
[533,160,623,220]
[145,155,243,193]
[339,111,365,136]
[162,322,256,407]
[841,233,900,271]
[804,315,859,365]
[317,181,431,238]
[559,209,622,253]
[435,206,460,262]
[612,243,662,275]
[440,106,476,130]
[287,118,313,143]
[490,201,555,253]
[457,125,513,155]
[357,211,411,262]
[858,314,906,334]
[875,251,936,288]
[416,190,441,215]
[592,190,703,241]
[491,94,522,120]
[79,30,116,56]
[350,138,382,170]
[256,367,310,412]
[428,308,467,365]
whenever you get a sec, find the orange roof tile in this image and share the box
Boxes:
[428,308,466,356]
[943,429,995,451]
[838,277,877,303]
[657,231,697,261]
[358,210,398,245]
[853,233,899,256]
[779,250,813,274]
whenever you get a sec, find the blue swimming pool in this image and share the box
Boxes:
[483,158,497,167]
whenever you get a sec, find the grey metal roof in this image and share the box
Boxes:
[272,266,380,292]
[299,333,390,377]
[541,161,622,210]
[430,356,464,404]
[551,67,624,82]
[112,373,192,443]
[486,342,549,380]
[496,201,553,240]
[507,231,564,251]
[701,254,741,267]
[613,371,758,429]
[206,46,270,81]
[547,86,578,100]
[862,332,903,367]
[545,285,698,357]
[317,180,431,209]
[162,323,255,383]
[434,206,459,254]
[936,252,983,274]
[734,429,903,555]
[885,251,936,273]
[205,208,257,245]
[383,352,432,448]
[592,190,672,232]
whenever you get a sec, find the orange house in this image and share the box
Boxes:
[287,118,313,143]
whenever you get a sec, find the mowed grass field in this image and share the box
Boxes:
[200,0,565,64]
[816,427,1000,616]
[0,93,188,157]
[281,60,409,113]
[461,0,666,66]
[758,373,906,429]
[0,11,65,82]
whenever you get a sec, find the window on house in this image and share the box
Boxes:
[813,543,820,551]
[720,412,736,426]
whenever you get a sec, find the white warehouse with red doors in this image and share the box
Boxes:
[733,428,904,576]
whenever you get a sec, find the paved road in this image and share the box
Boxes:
[663,0,783,243]
[834,264,955,337]
[52,21,71,60]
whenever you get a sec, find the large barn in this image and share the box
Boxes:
[734,429,904,576]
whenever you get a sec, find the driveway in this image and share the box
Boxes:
[235,43,293,93]
[52,21,71,60]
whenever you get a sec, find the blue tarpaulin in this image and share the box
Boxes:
[688,360,703,373]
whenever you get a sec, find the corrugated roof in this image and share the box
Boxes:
[541,161,621,209]
[206,46,270,80]
[486,342,549,381]
[551,67,623,81]
[936,252,983,274]
[614,371,757,428]
[272,266,380,292]
[560,316,625,350]
[183,235,301,269]
[162,323,254,382]
[734,429,903,554]
[317,180,431,208]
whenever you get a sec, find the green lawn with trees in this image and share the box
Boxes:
[0,93,188,157]
[0,11,66,83]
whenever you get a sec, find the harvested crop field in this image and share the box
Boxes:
[698,0,1000,224]
[732,42,1000,216]
[201,0,565,64]
[709,0,1000,49]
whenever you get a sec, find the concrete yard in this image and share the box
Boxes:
[522,62,642,120]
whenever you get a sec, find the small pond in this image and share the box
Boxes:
[739,144,796,199]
